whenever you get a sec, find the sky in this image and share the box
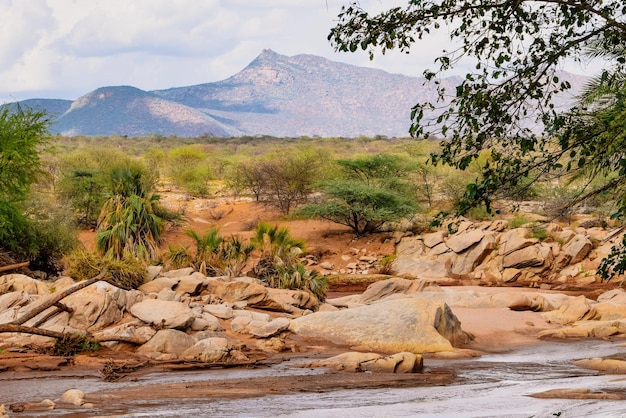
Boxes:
[0,0,601,103]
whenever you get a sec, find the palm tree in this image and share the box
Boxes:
[96,168,164,261]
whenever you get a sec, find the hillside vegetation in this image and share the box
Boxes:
[1,132,621,288]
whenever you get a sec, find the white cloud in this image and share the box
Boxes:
[0,0,597,103]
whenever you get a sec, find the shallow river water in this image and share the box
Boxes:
[4,339,626,417]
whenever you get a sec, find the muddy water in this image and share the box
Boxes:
[4,340,626,417]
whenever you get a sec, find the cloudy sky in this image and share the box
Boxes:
[1,0,598,103]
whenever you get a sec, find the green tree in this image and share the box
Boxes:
[298,180,417,236]
[57,169,107,227]
[229,150,326,214]
[96,168,164,261]
[329,1,626,212]
[0,105,51,253]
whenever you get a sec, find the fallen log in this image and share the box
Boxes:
[0,261,30,273]
[0,272,142,345]
[10,272,129,326]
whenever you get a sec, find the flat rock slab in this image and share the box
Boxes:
[289,298,471,354]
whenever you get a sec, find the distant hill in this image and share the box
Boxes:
[14,50,589,138]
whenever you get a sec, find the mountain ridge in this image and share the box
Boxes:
[13,49,587,138]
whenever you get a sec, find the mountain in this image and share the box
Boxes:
[15,50,589,138]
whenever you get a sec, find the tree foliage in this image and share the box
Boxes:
[0,105,52,253]
[331,1,626,278]
[329,0,626,212]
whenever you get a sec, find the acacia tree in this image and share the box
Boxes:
[329,1,626,212]
[298,154,418,235]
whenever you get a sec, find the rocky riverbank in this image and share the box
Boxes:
[2,220,626,415]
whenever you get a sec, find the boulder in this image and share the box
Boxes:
[207,280,319,313]
[203,303,234,319]
[422,231,447,248]
[445,229,486,253]
[146,265,163,282]
[60,389,85,406]
[60,281,129,330]
[182,337,231,362]
[541,295,595,325]
[0,274,50,295]
[190,312,224,332]
[92,322,156,346]
[450,233,495,277]
[359,277,425,304]
[502,245,545,269]
[53,276,76,290]
[597,289,626,305]
[130,299,195,330]
[391,253,455,280]
[137,329,196,360]
[562,235,593,265]
[174,273,207,296]
[138,277,180,294]
[499,228,537,256]
[289,298,472,354]
[248,317,291,338]
[574,357,626,374]
[0,291,32,315]
[161,267,195,278]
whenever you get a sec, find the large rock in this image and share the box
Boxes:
[207,280,319,313]
[450,233,495,277]
[502,245,545,269]
[300,351,423,373]
[138,277,180,294]
[445,229,486,253]
[574,357,626,374]
[248,317,290,338]
[0,291,32,315]
[130,299,196,330]
[137,329,196,360]
[60,389,85,406]
[0,274,50,295]
[181,337,231,362]
[498,229,537,256]
[289,298,472,354]
[92,322,156,346]
[541,295,595,325]
[359,277,426,304]
[60,281,131,330]
[391,253,455,280]
[422,231,447,248]
[562,235,593,265]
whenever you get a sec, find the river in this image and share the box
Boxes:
[3,339,626,417]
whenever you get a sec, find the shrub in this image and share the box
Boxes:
[273,263,328,302]
[49,333,100,357]
[529,224,551,241]
[96,168,164,261]
[508,214,531,229]
[65,250,146,289]
[250,223,327,300]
